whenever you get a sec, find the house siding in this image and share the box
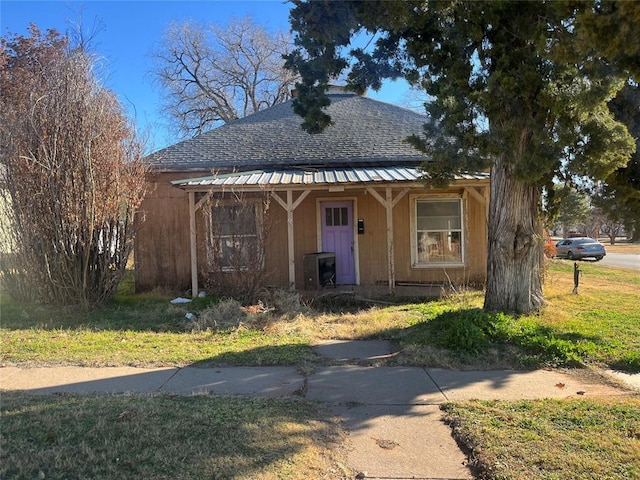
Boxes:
[135,177,488,293]
[135,172,201,291]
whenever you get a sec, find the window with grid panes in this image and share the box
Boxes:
[413,198,464,266]
[211,203,260,271]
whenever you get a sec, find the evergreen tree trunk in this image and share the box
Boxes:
[484,156,545,313]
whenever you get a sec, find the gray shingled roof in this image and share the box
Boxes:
[148,93,430,172]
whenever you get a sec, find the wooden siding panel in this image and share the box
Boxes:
[136,179,489,292]
[465,189,488,282]
[135,172,208,291]
[263,203,288,286]
[356,192,389,282]
[262,186,488,289]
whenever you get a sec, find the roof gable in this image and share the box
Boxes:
[148,93,430,172]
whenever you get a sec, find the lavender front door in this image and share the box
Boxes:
[321,201,355,284]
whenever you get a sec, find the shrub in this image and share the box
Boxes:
[405,307,589,364]
[269,289,307,316]
[421,309,494,355]
[186,298,246,331]
[544,230,557,258]
[442,316,488,354]
[200,194,274,303]
[0,26,147,309]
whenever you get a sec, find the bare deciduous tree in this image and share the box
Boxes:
[0,25,148,309]
[587,205,626,244]
[600,216,625,245]
[151,17,298,137]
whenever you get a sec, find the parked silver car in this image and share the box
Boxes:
[555,237,606,261]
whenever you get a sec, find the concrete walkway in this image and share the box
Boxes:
[2,340,638,480]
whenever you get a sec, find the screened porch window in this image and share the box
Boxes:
[211,202,260,271]
[412,198,464,266]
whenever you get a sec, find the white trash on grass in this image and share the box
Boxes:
[170,297,192,304]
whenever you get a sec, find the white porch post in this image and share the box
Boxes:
[285,191,296,291]
[188,191,198,298]
[366,186,409,295]
[385,188,394,294]
[271,190,310,291]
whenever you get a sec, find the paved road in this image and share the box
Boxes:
[556,252,640,270]
[599,252,640,270]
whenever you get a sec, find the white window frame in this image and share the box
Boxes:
[206,199,264,272]
[410,195,465,268]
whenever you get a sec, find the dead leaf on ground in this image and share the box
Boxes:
[372,437,399,450]
[116,410,133,420]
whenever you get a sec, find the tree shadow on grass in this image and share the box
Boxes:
[0,344,544,480]
[0,390,344,480]
[188,343,320,368]
[387,307,620,371]
[609,355,640,373]
[0,294,216,333]
[4,338,633,480]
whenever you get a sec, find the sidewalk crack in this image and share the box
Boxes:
[158,367,182,392]
[424,368,449,402]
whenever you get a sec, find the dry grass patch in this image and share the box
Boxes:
[443,397,640,480]
[536,261,640,370]
[599,241,640,254]
[262,304,421,341]
[0,391,351,480]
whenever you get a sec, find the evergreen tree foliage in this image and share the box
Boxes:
[596,83,640,240]
[286,0,638,313]
[555,187,591,235]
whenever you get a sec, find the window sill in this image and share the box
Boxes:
[220,267,251,273]
[411,262,465,269]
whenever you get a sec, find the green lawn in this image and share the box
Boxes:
[2,261,640,479]
[0,289,316,367]
[0,325,313,367]
[2,261,639,372]
[443,397,640,480]
[0,391,349,480]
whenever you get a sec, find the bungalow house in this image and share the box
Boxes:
[135,87,489,297]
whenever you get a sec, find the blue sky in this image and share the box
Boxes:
[1,0,412,152]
